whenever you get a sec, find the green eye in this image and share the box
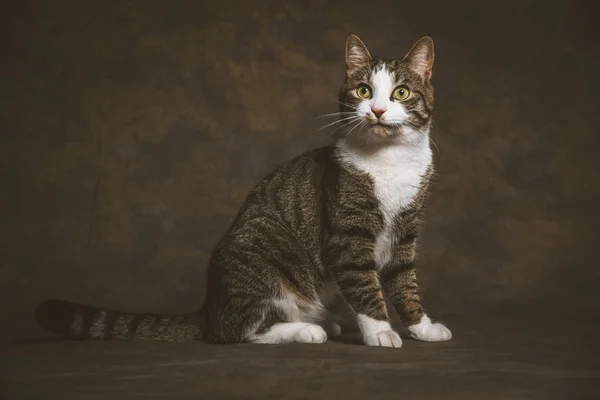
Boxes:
[356,86,372,99]
[393,86,410,101]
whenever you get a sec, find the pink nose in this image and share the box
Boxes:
[372,108,386,118]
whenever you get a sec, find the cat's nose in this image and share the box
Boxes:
[371,108,386,118]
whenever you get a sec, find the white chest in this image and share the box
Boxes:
[337,138,432,269]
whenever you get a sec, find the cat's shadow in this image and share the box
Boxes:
[16,328,420,346]
[329,330,419,346]
[329,333,363,346]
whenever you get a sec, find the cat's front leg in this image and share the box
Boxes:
[327,242,402,348]
[380,239,452,342]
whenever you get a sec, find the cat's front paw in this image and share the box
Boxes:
[293,324,328,343]
[408,315,452,342]
[357,314,402,348]
[364,330,403,348]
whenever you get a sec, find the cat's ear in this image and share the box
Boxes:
[345,34,372,74]
[403,36,435,82]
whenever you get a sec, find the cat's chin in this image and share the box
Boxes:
[361,125,408,144]
[339,124,423,147]
[370,125,397,138]
[368,124,427,146]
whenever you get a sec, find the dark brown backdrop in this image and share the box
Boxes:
[2,0,599,339]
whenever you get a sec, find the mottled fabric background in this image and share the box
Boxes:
[1,0,599,338]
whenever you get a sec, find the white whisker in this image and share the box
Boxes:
[344,119,365,139]
[364,127,373,145]
[429,136,442,159]
[337,117,363,130]
[313,111,356,120]
[328,94,357,110]
[317,116,360,131]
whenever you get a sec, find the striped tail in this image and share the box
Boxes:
[35,299,204,341]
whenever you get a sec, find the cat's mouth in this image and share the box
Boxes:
[370,124,397,138]
[367,119,394,129]
[372,122,391,128]
[360,117,404,139]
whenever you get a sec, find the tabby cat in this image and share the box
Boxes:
[35,34,452,348]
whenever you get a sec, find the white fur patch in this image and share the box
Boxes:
[408,314,452,342]
[370,67,394,113]
[245,284,336,342]
[357,314,402,348]
[355,66,402,123]
[250,322,327,344]
[353,65,421,141]
[336,134,432,270]
[357,313,392,336]
[272,284,326,324]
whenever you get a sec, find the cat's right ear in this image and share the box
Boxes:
[345,34,372,74]
[403,36,435,82]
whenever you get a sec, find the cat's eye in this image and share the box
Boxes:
[393,86,411,101]
[356,86,372,99]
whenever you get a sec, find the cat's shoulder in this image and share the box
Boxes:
[281,145,337,169]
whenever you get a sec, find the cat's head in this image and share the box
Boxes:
[337,34,435,144]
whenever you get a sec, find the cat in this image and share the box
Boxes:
[35,34,452,348]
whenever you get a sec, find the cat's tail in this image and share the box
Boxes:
[34,299,204,341]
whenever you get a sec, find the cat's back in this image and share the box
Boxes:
[253,145,333,195]
[251,145,333,216]
[226,145,335,237]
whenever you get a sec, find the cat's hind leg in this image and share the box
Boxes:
[250,322,327,344]
[248,287,329,344]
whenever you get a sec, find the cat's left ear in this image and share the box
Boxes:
[345,34,372,74]
[403,36,435,82]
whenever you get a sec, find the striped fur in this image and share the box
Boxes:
[35,34,451,347]
[35,299,202,341]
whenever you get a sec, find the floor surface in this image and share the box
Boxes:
[2,315,598,399]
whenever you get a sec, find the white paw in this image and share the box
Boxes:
[356,314,402,348]
[408,315,452,342]
[364,330,403,348]
[293,324,328,343]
